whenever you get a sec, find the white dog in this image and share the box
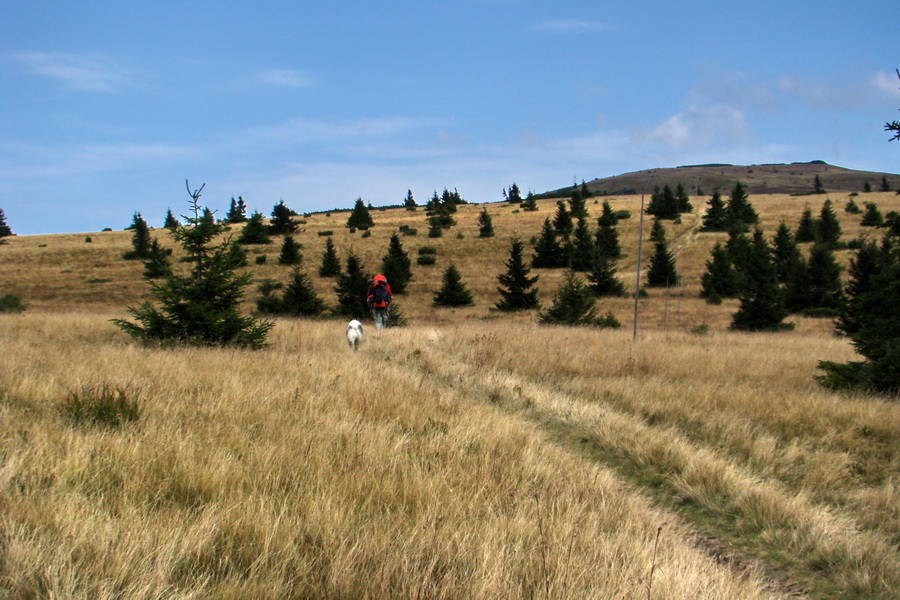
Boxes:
[346,319,363,351]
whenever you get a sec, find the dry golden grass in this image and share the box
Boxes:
[3,314,787,599]
[1,191,899,598]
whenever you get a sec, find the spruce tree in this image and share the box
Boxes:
[595,201,622,259]
[570,216,594,271]
[539,271,608,327]
[123,212,152,260]
[426,191,440,214]
[255,279,284,314]
[814,174,826,194]
[237,211,272,245]
[836,239,886,336]
[725,181,758,230]
[112,182,273,348]
[380,233,412,294]
[0,208,12,237]
[278,235,302,266]
[568,188,588,220]
[845,197,862,214]
[580,179,593,200]
[521,192,538,211]
[226,242,248,268]
[506,183,523,204]
[226,196,248,223]
[725,227,753,289]
[274,268,327,317]
[649,218,666,244]
[795,206,818,243]
[700,190,728,231]
[495,237,539,311]
[861,202,884,227]
[334,249,372,317]
[433,265,474,306]
[163,208,180,230]
[426,192,456,231]
[318,237,341,277]
[478,207,495,238]
[730,229,792,331]
[143,239,172,279]
[270,200,297,235]
[816,199,842,248]
[346,197,374,229]
[646,232,678,287]
[700,242,740,303]
[532,218,564,268]
[441,188,464,211]
[817,232,900,393]
[771,222,803,284]
[404,189,417,211]
[782,253,811,314]
[427,216,444,237]
[804,243,845,313]
[646,184,679,219]
[881,175,892,192]
[553,200,573,237]
[587,251,626,298]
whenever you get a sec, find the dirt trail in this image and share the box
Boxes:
[370,331,898,600]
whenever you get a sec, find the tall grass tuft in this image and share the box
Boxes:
[61,382,141,428]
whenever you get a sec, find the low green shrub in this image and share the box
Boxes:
[61,383,141,429]
[0,294,25,313]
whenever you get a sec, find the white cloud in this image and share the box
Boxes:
[255,68,314,88]
[646,105,747,149]
[10,51,133,92]
[533,19,609,34]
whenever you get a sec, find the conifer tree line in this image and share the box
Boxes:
[699,181,758,232]
[700,196,849,326]
[425,188,465,237]
[503,182,538,211]
[645,183,692,220]
[529,191,626,281]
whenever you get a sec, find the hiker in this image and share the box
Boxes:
[367,274,393,330]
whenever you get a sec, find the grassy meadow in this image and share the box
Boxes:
[1,191,899,598]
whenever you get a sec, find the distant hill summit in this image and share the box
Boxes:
[544,161,900,197]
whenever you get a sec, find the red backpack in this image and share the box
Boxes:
[371,281,389,308]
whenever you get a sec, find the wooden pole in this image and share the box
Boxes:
[663,278,669,329]
[632,194,645,343]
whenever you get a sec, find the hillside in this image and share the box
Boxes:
[543,161,900,197]
[2,190,900,598]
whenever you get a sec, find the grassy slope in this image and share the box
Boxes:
[1,191,899,598]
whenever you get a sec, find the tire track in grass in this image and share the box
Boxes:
[380,334,900,600]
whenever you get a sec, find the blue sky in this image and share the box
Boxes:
[2,0,898,235]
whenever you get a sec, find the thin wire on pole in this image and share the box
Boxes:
[632,194,645,343]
